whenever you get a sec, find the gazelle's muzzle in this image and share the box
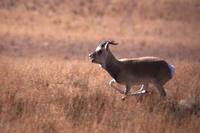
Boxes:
[89,52,95,62]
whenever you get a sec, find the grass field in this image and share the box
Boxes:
[0,0,200,133]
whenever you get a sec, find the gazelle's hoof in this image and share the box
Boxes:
[136,90,148,95]
[141,90,147,94]
[121,96,126,101]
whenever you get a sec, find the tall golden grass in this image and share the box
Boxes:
[0,57,199,133]
[0,0,200,133]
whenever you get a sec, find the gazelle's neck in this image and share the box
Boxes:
[104,50,121,81]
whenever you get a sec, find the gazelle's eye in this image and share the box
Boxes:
[97,50,102,55]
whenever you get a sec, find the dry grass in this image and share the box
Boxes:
[0,57,199,133]
[0,0,200,133]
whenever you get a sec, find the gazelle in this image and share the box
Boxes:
[89,41,175,100]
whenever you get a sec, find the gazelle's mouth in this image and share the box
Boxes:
[89,57,95,62]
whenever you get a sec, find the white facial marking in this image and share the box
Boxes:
[95,46,102,52]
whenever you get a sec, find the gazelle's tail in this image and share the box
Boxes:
[168,64,175,78]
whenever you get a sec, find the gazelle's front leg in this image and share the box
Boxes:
[121,85,131,100]
[109,79,124,94]
[109,80,136,100]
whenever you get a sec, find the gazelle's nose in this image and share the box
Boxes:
[89,53,95,58]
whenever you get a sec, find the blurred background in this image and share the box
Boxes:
[0,0,199,60]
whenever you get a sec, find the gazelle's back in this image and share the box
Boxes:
[119,57,172,85]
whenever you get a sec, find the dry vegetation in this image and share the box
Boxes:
[0,0,200,133]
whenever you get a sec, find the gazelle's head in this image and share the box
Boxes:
[89,40,118,66]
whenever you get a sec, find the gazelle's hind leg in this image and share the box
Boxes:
[122,84,149,100]
[135,84,148,94]
[129,84,148,96]
[153,82,166,97]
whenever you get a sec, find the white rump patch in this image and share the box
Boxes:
[168,64,175,77]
